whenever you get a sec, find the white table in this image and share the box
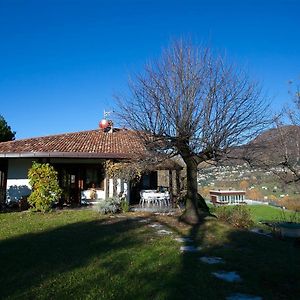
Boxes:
[140,190,170,207]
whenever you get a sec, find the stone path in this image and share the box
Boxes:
[174,237,193,243]
[138,218,150,223]
[139,217,261,300]
[199,256,224,264]
[148,223,164,228]
[212,271,242,283]
[226,293,262,300]
[250,228,272,238]
[180,245,202,252]
[157,229,173,235]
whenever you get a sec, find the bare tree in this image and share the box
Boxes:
[271,123,300,184]
[285,80,300,183]
[116,40,269,223]
[243,122,300,184]
[235,79,300,189]
[250,81,300,184]
[287,79,300,125]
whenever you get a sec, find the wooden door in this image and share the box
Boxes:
[58,167,81,206]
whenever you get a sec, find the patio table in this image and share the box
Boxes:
[140,190,170,207]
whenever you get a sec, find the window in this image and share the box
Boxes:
[85,167,105,190]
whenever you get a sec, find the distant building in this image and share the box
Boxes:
[209,190,246,205]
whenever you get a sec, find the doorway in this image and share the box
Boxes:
[130,171,158,204]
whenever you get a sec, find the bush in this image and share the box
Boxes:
[28,162,62,212]
[120,198,129,213]
[94,197,122,214]
[279,198,300,211]
[215,206,231,222]
[278,209,300,223]
[95,195,130,214]
[215,205,253,228]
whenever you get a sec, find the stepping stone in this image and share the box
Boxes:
[167,212,174,216]
[226,293,262,300]
[157,229,173,235]
[250,228,272,237]
[212,271,241,282]
[199,256,224,264]
[180,245,202,252]
[174,237,194,243]
[138,219,150,223]
[148,223,163,228]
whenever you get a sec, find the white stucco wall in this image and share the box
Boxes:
[7,159,33,201]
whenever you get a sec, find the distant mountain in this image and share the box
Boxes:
[251,125,300,146]
[219,125,300,167]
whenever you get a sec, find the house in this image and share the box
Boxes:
[0,127,182,206]
[209,190,246,205]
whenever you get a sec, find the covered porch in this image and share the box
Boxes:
[1,157,182,209]
[130,159,183,209]
[1,157,130,208]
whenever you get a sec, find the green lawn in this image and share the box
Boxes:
[248,205,298,223]
[0,207,299,300]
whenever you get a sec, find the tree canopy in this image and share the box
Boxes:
[247,80,300,184]
[0,115,15,142]
[117,40,269,223]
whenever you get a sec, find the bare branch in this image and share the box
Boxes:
[114,39,270,222]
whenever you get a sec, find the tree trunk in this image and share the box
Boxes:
[180,156,209,224]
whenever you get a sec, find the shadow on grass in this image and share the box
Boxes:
[154,218,238,299]
[157,215,300,300]
[0,217,146,299]
[1,213,299,300]
[0,215,214,299]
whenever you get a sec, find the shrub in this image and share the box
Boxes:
[215,206,231,223]
[280,198,300,211]
[278,209,300,223]
[216,205,253,228]
[119,200,129,213]
[28,162,62,212]
[94,197,122,214]
[95,195,130,214]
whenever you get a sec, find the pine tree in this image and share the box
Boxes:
[0,115,15,142]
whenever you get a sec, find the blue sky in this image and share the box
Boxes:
[0,0,299,139]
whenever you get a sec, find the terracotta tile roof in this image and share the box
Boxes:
[0,129,145,159]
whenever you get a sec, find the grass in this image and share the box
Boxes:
[209,203,298,222]
[247,205,299,223]
[210,204,298,223]
[0,207,299,299]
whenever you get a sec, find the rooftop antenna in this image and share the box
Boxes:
[104,109,113,119]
